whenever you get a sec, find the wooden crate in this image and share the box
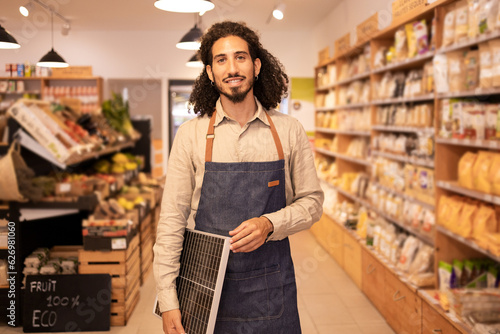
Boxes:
[78,235,141,326]
[139,214,154,285]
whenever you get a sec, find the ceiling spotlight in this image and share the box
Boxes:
[186,53,203,68]
[154,0,215,13]
[61,22,71,36]
[273,3,286,20]
[176,24,203,50]
[19,2,33,17]
[0,24,21,49]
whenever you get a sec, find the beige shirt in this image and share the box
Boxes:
[153,97,324,312]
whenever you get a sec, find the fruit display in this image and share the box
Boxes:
[101,92,140,140]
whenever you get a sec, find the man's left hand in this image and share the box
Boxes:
[229,217,273,253]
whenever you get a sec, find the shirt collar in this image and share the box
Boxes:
[213,97,270,127]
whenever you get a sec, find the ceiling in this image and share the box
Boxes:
[2,0,342,34]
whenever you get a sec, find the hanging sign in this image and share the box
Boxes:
[392,0,426,22]
[334,33,351,57]
[357,13,379,44]
[318,47,330,66]
[23,274,111,332]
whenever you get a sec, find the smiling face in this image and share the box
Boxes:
[206,35,261,104]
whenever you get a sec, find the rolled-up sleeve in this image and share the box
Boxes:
[153,123,194,313]
[263,118,324,241]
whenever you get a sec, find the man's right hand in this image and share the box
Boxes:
[162,309,185,334]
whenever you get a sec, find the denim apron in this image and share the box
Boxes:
[194,111,301,334]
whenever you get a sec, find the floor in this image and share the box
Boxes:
[0,230,395,334]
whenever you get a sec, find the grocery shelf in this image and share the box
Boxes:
[335,71,371,86]
[437,225,500,263]
[15,194,99,211]
[372,125,434,134]
[371,94,435,105]
[437,30,500,55]
[0,91,41,95]
[371,52,435,75]
[315,147,371,166]
[336,102,371,109]
[436,137,500,149]
[315,106,337,112]
[436,180,500,206]
[372,182,435,211]
[437,87,500,99]
[371,205,435,246]
[371,150,435,168]
[315,82,336,92]
[315,127,371,136]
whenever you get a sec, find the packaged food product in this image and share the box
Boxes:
[472,151,495,193]
[429,17,437,51]
[489,153,500,195]
[452,260,464,288]
[451,100,465,139]
[473,204,497,241]
[448,51,466,92]
[408,244,434,275]
[440,99,453,138]
[458,152,478,189]
[463,102,485,140]
[422,209,436,235]
[479,0,499,34]
[433,54,449,93]
[465,50,480,90]
[490,39,500,87]
[455,1,469,43]
[414,20,429,55]
[395,27,408,61]
[485,104,499,139]
[398,236,421,272]
[443,9,456,47]
[455,200,478,238]
[406,22,417,58]
[439,261,453,290]
[468,0,480,38]
[479,42,493,88]
[448,197,465,231]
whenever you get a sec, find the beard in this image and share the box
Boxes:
[214,72,255,103]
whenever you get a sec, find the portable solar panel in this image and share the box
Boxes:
[154,229,231,334]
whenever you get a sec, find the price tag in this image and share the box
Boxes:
[484,194,493,203]
[110,183,116,193]
[111,237,127,250]
[58,183,71,193]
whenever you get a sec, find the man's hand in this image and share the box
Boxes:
[229,217,273,253]
[162,309,185,334]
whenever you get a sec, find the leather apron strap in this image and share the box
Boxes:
[205,110,285,162]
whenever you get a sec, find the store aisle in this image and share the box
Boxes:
[0,230,394,334]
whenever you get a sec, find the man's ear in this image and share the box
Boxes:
[206,65,213,82]
[254,58,261,77]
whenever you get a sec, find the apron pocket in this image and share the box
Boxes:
[217,264,284,322]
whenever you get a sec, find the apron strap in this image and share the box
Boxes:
[205,110,285,162]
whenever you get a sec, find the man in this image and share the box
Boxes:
[154,21,323,334]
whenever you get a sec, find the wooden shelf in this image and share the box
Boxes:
[315,147,371,166]
[372,125,434,134]
[316,127,371,136]
[0,91,41,95]
[437,30,500,55]
[371,94,435,105]
[437,225,500,263]
[371,52,435,74]
[437,87,500,99]
[373,182,435,211]
[436,137,500,149]
[419,290,471,334]
[436,180,500,206]
[336,102,371,109]
[371,150,435,168]
[315,106,337,112]
[335,71,371,86]
[315,82,336,92]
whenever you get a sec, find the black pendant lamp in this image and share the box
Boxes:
[176,24,203,50]
[186,53,203,68]
[37,12,68,68]
[0,25,21,49]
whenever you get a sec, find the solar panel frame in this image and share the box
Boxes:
[153,229,231,334]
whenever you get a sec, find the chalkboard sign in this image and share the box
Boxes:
[23,274,111,332]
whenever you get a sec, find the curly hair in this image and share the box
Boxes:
[188,21,289,117]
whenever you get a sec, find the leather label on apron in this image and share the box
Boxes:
[268,180,280,187]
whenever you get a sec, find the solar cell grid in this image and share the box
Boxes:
[154,229,230,334]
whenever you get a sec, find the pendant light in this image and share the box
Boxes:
[0,25,21,49]
[19,2,34,17]
[37,12,68,68]
[186,53,203,68]
[273,3,286,20]
[176,25,203,50]
[154,0,214,13]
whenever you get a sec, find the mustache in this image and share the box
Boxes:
[223,74,246,81]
